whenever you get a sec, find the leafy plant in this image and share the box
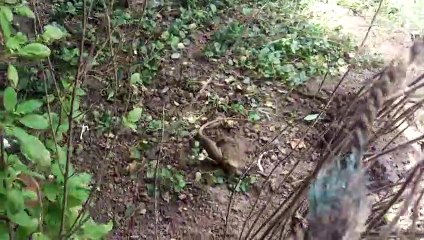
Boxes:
[122,107,143,132]
[146,164,187,196]
[0,1,112,239]
[201,170,257,193]
[204,21,246,57]
[229,175,257,193]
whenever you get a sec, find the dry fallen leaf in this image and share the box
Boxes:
[264,101,274,108]
[126,161,139,174]
[289,138,306,149]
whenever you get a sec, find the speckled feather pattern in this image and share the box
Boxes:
[306,40,424,240]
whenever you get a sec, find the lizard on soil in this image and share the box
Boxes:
[195,118,248,175]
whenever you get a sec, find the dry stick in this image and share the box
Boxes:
[234,0,383,236]
[369,180,404,194]
[409,189,424,239]
[364,160,424,235]
[154,106,166,240]
[104,0,119,94]
[0,129,12,238]
[235,115,323,239]
[407,71,424,88]
[258,34,394,240]
[240,68,357,240]
[35,0,118,237]
[367,231,424,238]
[251,139,349,239]
[238,64,361,239]
[379,71,424,117]
[240,129,333,240]
[381,168,424,238]
[66,44,134,240]
[381,97,424,133]
[242,40,371,240]
[365,133,424,167]
[257,154,347,240]
[30,0,63,103]
[30,0,63,177]
[368,102,417,146]
[233,113,300,237]
[276,202,303,240]
[30,0,72,184]
[359,0,384,48]
[380,124,409,151]
[371,178,421,211]
[59,0,88,237]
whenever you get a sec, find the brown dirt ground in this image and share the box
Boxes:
[72,2,424,239]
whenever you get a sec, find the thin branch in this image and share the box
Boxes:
[59,0,88,237]
[153,106,166,240]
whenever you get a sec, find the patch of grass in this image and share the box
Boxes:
[200,170,257,193]
[204,1,355,86]
[336,0,377,15]
[146,163,187,197]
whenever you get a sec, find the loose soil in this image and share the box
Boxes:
[72,2,424,239]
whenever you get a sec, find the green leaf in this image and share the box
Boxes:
[5,125,28,140]
[304,113,319,121]
[20,134,51,167]
[6,189,25,214]
[242,7,252,15]
[0,222,9,240]
[67,173,91,204]
[4,0,18,3]
[17,43,51,59]
[248,111,261,122]
[127,107,143,123]
[41,24,68,43]
[0,6,13,40]
[22,189,37,203]
[14,6,35,19]
[16,99,43,114]
[130,73,141,85]
[6,127,51,167]
[82,220,113,239]
[210,4,217,13]
[7,64,18,88]
[122,117,137,131]
[19,114,49,129]
[42,183,59,202]
[32,233,50,240]
[68,173,91,190]
[3,86,17,112]
[8,210,38,228]
[6,32,28,50]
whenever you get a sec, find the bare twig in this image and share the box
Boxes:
[365,160,424,235]
[59,0,88,237]
[154,106,166,240]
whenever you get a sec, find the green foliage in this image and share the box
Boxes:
[146,164,187,196]
[0,0,112,239]
[41,24,68,44]
[122,107,143,131]
[200,170,257,193]
[204,22,245,57]
[203,2,354,86]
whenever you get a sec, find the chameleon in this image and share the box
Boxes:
[195,118,248,175]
